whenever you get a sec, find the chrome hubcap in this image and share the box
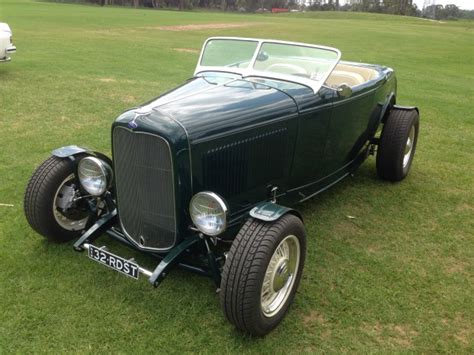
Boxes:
[403,126,415,168]
[273,259,290,292]
[261,235,300,318]
[53,174,88,231]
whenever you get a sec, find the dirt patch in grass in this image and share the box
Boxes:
[151,23,256,31]
[362,322,419,348]
[333,220,364,240]
[107,93,138,104]
[173,48,200,54]
[442,314,472,347]
[122,95,137,104]
[453,328,470,346]
[96,77,139,85]
[444,259,468,275]
[390,325,419,347]
[302,310,332,339]
[417,18,446,24]
[455,202,473,212]
[99,78,117,83]
[85,29,123,36]
[85,28,146,37]
[366,245,380,254]
[89,23,257,35]
[302,310,327,327]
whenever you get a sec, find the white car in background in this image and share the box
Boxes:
[0,22,16,62]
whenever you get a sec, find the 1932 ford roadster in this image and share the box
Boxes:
[24,38,419,335]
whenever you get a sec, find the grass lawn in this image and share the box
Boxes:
[0,0,473,352]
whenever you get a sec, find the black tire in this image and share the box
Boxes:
[24,156,90,242]
[220,214,306,336]
[376,108,419,181]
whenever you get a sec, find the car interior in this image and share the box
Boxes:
[253,57,379,88]
[325,63,379,88]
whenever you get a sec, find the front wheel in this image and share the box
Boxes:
[220,214,306,336]
[24,156,97,242]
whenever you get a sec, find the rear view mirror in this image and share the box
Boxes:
[337,83,352,98]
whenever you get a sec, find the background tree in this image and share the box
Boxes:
[59,0,461,18]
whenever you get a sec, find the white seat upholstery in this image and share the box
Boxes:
[325,70,365,87]
[325,63,379,88]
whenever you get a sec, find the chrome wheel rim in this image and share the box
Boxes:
[403,126,415,168]
[53,174,88,231]
[261,235,301,318]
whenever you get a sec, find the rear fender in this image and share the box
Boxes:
[392,104,419,114]
[249,201,303,223]
[372,104,419,147]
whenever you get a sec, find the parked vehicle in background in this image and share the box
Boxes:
[0,23,16,62]
[24,37,419,336]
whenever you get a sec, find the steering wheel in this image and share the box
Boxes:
[266,63,308,76]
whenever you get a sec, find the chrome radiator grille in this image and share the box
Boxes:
[113,127,176,250]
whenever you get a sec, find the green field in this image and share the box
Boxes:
[0,0,473,352]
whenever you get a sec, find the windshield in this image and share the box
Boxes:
[195,37,341,93]
[253,42,339,81]
[200,39,258,68]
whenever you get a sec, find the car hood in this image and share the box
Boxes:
[134,75,298,143]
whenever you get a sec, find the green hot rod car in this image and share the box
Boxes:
[24,37,419,335]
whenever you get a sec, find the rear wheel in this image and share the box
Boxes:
[24,156,96,242]
[376,108,419,181]
[220,214,306,336]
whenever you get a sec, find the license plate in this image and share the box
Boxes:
[88,245,139,280]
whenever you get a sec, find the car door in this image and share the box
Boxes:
[289,86,334,189]
[322,84,376,174]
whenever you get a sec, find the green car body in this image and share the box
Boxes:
[111,62,395,248]
[25,38,419,335]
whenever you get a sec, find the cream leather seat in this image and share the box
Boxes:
[325,64,379,88]
[325,70,365,87]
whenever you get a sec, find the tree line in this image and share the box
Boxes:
[53,0,474,18]
[309,0,418,17]
[423,4,474,20]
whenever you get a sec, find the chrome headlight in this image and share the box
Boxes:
[189,192,228,236]
[77,156,112,196]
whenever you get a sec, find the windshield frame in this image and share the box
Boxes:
[194,37,341,94]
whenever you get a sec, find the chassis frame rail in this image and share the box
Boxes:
[73,211,222,288]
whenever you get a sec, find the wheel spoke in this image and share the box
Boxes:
[260,235,301,318]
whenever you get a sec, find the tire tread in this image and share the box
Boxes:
[24,156,82,242]
[220,214,306,335]
[376,108,419,181]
